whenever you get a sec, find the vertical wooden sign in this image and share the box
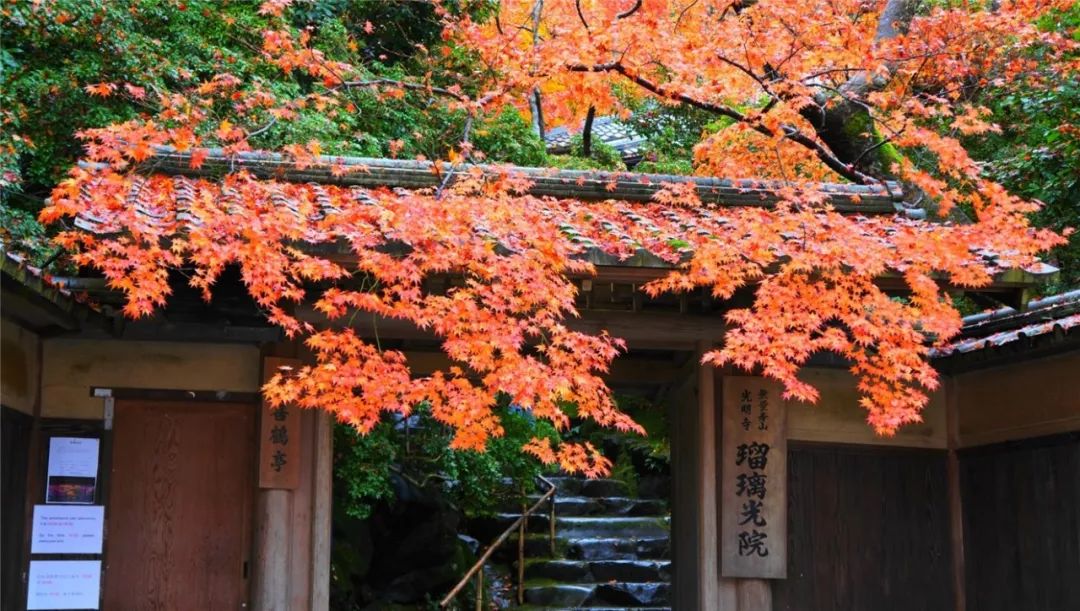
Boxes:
[259,357,301,489]
[721,376,787,578]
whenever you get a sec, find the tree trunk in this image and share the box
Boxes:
[582,106,596,158]
[800,0,917,179]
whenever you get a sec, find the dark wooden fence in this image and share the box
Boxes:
[772,443,953,611]
[1,406,32,611]
[960,432,1080,611]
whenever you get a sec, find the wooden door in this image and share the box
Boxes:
[103,401,255,611]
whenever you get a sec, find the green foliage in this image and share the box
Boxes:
[1,0,268,190]
[334,421,398,520]
[473,108,549,166]
[334,399,561,520]
[634,158,695,175]
[967,4,1080,289]
[623,98,715,173]
[566,394,670,476]
[0,0,523,261]
[548,135,626,171]
[0,201,49,262]
[610,450,639,498]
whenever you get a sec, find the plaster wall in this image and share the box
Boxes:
[1,318,40,414]
[40,338,261,418]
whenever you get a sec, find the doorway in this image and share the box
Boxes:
[103,401,255,610]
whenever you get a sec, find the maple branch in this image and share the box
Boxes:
[840,0,918,98]
[674,0,700,29]
[575,0,591,33]
[246,116,278,139]
[797,0,919,175]
[336,78,469,102]
[435,114,475,199]
[568,62,878,184]
[616,0,643,19]
[717,55,776,100]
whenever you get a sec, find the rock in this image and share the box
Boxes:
[524,584,594,607]
[362,473,467,604]
[638,475,671,500]
[590,582,671,606]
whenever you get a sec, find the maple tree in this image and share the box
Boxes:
[32,0,1076,474]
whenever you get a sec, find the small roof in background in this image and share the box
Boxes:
[544,116,648,165]
[934,289,1080,359]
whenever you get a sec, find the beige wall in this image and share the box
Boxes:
[787,367,947,449]
[1,318,40,414]
[954,351,1080,447]
[41,339,261,419]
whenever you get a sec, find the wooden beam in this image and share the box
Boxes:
[297,306,726,350]
[945,379,967,611]
[401,349,686,386]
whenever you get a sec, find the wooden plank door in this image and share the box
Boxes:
[103,401,255,610]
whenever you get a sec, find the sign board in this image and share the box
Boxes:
[31,505,105,555]
[720,376,787,578]
[27,560,101,610]
[259,356,301,489]
[46,437,99,504]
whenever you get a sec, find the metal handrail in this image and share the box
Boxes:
[439,474,558,609]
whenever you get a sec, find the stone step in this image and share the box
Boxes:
[545,477,631,498]
[490,533,566,563]
[524,582,671,607]
[555,516,670,539]
[564,536,670,561]
[477,514,670,541]
[526,559,671,583]
[515,495,667,517]
[492,532,671,563]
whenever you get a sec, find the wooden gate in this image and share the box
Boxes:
[103,401,255,610]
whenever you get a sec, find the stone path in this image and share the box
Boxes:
[500,476,672,610]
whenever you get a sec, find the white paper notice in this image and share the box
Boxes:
[31,505,105,554]
[46,437,99,504]
[47,437,100,478]
[27,560,101,610]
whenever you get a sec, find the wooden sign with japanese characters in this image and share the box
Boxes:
[720,376,787,578]
[259,357,301,489]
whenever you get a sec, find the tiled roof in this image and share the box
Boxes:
[62,161,1057,293]
[933,289,1080,357]
[121,148,910,214]
[544,116,648,162]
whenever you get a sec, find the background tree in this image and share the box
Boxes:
[0,0,546,261]
[8,0,1078,470]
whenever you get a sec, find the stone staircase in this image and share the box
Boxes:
[490,476,672,610]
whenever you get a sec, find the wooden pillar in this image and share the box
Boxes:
[252,347,333,611]
[253,489,291,611]
[945,379,967,611]
[309,411,333,610]
[696,351,722,609]
[669,356,701,610]
[736,579,771,610]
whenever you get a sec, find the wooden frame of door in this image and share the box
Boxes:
[100,393,259,611]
